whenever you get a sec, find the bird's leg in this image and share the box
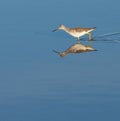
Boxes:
[87,33,93,46]
[88,33,93,41]
[77,37,80,43]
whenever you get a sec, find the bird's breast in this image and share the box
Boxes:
[68,31,87,37]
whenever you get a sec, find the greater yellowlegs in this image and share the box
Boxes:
[53,24,96,41]
[53,43,97,57]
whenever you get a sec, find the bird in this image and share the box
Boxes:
[53,43,97,57]
[53,24,96,42]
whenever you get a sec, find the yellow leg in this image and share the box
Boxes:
[77,37,80,43]
[88,33,93,41]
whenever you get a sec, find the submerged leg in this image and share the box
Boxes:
[87,33,93,41]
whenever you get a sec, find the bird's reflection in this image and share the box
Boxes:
[53,41,97,57]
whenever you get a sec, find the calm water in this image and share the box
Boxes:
[0,0,120,121]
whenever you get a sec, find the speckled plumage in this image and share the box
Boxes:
[53,24,96,41]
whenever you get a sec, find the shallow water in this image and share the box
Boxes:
[0,0,120,121]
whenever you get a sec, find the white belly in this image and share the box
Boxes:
[69,31,86,38]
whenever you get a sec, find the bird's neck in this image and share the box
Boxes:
[63,26,69,32]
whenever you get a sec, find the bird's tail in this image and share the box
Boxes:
[91,27,96,31]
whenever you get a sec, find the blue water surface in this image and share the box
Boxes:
[0,0,120,121]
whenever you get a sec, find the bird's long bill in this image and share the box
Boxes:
[53,50,60,54]
[52,29,58,32]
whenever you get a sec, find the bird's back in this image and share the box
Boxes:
[69,27,96,32]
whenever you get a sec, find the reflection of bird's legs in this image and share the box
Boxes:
[87,32,93,41]
[88,40,92,47]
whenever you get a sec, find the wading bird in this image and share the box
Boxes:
[53,24,96,42]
